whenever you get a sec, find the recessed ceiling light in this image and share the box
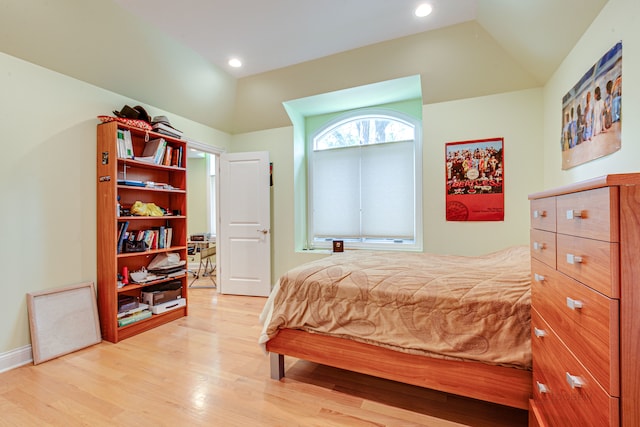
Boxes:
[415,4,433,17]
[228,58,242,68]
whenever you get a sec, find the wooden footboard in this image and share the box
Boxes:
[266,328,531,410]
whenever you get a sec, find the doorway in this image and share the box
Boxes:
[186,141,223,289]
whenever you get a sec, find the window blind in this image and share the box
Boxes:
[311,140,414,240]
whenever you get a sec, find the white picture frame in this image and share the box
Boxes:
[27,282,102,364]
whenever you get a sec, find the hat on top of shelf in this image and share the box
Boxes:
[152,115,181,130]
[113,105,151,124]
[152,115,171,125]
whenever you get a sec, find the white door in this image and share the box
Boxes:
[218,151,271,296]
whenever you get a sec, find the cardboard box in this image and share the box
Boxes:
[150,297,186,314]
[141,288,182,306]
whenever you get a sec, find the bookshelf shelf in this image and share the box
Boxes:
[118,216,187,221]
[118,157,186,171]
[116,246,188,258]
[117,186,187,194]
[97,121,189,343]
[117,274,188,293]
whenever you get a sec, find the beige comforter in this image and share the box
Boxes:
[260,246,531,370]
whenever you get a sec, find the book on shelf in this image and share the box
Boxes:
[158,225,166,249]
[123,129,134,159]
[151,230,159,250]
[116,129,122,158]
[118,309,152,327]
[122,227,172,251]
[154,128,182,140]
[163,146,173,166]
[117,221,129,253]
[142,229,154,249]
[152,122,183,139]
[155,143,166,165]
[116,129,125,158]
[142,229,160,250]
[116,129,134,159]
[117,179,145,187]
[166,227,173,248]
[172,146,183,168]
[140,138,167,165]
[117,303,150,319]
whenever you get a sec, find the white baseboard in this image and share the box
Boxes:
[0,345,33,373]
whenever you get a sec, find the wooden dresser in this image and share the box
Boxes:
[528,174,640,427]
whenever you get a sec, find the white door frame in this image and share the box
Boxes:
[186,139,224,292]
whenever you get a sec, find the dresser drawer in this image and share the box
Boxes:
[531,309,619,427]
[531,260,619,395]
[530,229,556,268]
[556,233,620,298]
[556,187,619,242]
[530,197,556,232]
[528,399,548,427]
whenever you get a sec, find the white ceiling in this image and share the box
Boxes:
[0,0,609,133]
[113,0,476,78]
[112,0,608,82]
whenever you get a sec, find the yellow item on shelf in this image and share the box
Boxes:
[130,201,164,217]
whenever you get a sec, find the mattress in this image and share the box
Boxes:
[260,246,531,370]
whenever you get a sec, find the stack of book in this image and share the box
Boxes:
[152,122,183,139]
[137,138,167,164]
[120,226,173,251]
[170,146,184,167]
[137,138,184,167]
[117,303,152,326]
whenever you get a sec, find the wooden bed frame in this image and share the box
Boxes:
[267,328,532,410]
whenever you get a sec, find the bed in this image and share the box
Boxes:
[259,246,532,410]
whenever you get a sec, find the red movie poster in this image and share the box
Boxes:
[445,138,504,221]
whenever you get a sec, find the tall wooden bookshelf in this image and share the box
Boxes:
[96,120,188,343]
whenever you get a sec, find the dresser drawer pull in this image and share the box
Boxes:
[566,253,583,264]
[566,372,585,389]
[533,210,546,219]
[534,327,547,338]
[536,381,550,394]
[534,273,545,282]
[532,241,545,251]
[566,209,584,219]
[566,297,584,310]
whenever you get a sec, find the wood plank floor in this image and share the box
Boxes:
[1,282,528,426]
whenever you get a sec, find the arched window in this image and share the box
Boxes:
[314,115,415,150]
[308,109,422,250]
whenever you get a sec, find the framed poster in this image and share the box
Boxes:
[445,138,504,221]
[27,282,101,364]
[561,41,622,169]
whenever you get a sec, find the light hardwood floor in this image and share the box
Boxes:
[1,281,528,426]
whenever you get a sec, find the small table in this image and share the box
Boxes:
[187,240,216,288]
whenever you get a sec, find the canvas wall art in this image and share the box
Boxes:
[561,41,622,169]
